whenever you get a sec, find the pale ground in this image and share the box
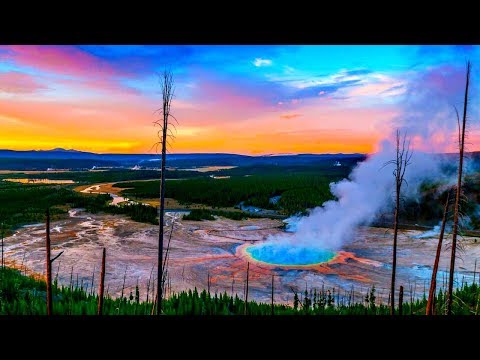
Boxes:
[4,210,480,306]
[3,178,75,184]
[180,166,237,172]
[75,181,243,211]
[0,170,106,174]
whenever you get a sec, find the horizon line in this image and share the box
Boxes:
[0,148,477,157]
[0,148,368,156]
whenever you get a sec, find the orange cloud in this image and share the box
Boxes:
[280,113,302,119]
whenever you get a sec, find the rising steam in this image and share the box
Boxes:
[255,62,476,256]
[268,147,448,251]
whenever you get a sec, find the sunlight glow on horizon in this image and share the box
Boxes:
[1,45,479,155]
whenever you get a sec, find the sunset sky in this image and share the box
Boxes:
[0,45,479,155]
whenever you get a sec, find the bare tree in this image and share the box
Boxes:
[244,262,250,315]
[426,190,451,315]
[1,221,4,269]
[474,259,477,285]
[398,286,404,316]
[271,274,274,316]
[153,70,175,315]
[146,265,154,304]
[46,209,53,316]
[121,266,127,300]
[98,248,106,315]
[447,61,471,315]
[384,130,412,315]
[90,265,96,296]
[207,272,211,295]
[161,214,176,296]
[44,208,63,316]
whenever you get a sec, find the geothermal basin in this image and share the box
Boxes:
[245,243,337,266]
[4,209,480,306]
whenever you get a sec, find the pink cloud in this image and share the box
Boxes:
[197,79,267,110]
[0,46,130,79]
[0,46,144,100]
[172,71,277,127]
[53,76,141,97]
[348,82,401,97]
[347,75,404,98]
[0,71,47,94]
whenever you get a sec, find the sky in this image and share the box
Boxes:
[0,45,479,155]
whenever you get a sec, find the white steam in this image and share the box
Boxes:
[262,63,474,252]
[270,143,450,250]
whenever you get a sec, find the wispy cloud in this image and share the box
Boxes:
[280,113,302,120]
[291,79,361,100]
[253,58,272,67]
[2,45,478,154]
[0,71,47,94]
[339,69,373,77]
[380,84,405,96]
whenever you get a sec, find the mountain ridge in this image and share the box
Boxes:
[0,148,366,157]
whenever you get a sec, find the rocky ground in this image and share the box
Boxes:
[4,210,480,305]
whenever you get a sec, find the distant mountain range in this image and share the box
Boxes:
[0,148,367,171]
[2,148,479,172]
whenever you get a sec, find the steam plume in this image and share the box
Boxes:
[259,63,475,254]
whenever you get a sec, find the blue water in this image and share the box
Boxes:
[246,243,336,266]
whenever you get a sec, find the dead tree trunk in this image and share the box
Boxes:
[155,70,175,315]
[0,225,3,271]
[398,286,403,316]
[474,259,477,285]
[271,274,274,316]
[55,260,60,285]
[45,208,53,316]
[121,266,127,300]
[391,168,400,315]
[448,61,471,315]
[98,248,106,315]
[90,265,96,297]
[146,265,154,304]
[69,266,74,291]
[385,130,412,315]
[161,214,176,300]
[207,271,210,295]
[151,290,157,316]
[244,262,250,315]
[426,190,450,315]
[410,285,413,315]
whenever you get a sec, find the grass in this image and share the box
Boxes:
[2,266,480,315]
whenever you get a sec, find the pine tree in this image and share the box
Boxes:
[369,285,376,311]
[327,290,333,307]
[293,292,299,310]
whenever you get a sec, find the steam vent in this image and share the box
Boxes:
[245,242,337,266]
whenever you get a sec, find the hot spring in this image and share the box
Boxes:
[245,242,337,266]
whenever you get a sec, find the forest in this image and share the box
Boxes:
[0,181,158,235]
[1,266,479,315]
[116,171,346,215]
[182,208,262,221]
